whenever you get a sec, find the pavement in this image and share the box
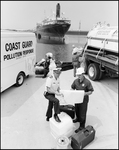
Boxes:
[1,69,118,149]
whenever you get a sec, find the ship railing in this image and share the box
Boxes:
[64,20,71,24]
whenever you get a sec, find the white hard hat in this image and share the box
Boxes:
[46,52,53,58]
[72,45,75,48]
[76,67,85,75]
[41,58,45,62]
[72,47,83,55]
[72,47,79,54]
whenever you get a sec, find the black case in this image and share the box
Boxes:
[59,105,75,119]
[71,125,95,149]
[35,69,44,75]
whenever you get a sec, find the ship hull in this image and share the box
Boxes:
[36,36,65,44]
[36,23,70,37]
[36,23,70,44]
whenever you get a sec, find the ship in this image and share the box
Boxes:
[36,3,71,44]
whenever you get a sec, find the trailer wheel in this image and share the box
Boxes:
[87,63,100,81]
[16,72,25,87]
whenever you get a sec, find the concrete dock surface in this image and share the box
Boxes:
[1,69,118,149]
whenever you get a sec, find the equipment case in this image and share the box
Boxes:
[71,125,95,149]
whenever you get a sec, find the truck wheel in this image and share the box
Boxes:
[84,60,88,74]
[88,63,100,81]
[16,72,25,87]
[82,57,89,74]
[98,70,104,80]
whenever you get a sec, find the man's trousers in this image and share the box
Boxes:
[75,100,88,128]
[44,92,60,118]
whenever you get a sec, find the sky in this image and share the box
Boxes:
[1,1,118,31]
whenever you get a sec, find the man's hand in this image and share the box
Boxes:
[84,92,87,96]
[55,91,64,97]
[84,91,93,96]
[60,92,64,97]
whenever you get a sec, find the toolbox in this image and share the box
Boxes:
[71,125,95,149]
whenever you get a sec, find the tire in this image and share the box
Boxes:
[38,34,41,39]
[87,63,100,81]
[98,70,104,80]
[83,58,88,74]
[16,72,25,87]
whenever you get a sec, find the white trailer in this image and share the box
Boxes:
[1,30,36,92]
[81,23,118,81]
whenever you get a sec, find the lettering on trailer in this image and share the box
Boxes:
[5,42,21,51]
[3,41,34,61]
[23,49,34,55]
[4,52,23,61]
[5,41,33,51]
[97,30,111,35]
[22,41,33,49]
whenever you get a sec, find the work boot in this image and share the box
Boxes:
[46,117,50,121]
[54,115,61,123]
[75,126,84,133]
[73,118,79,123]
